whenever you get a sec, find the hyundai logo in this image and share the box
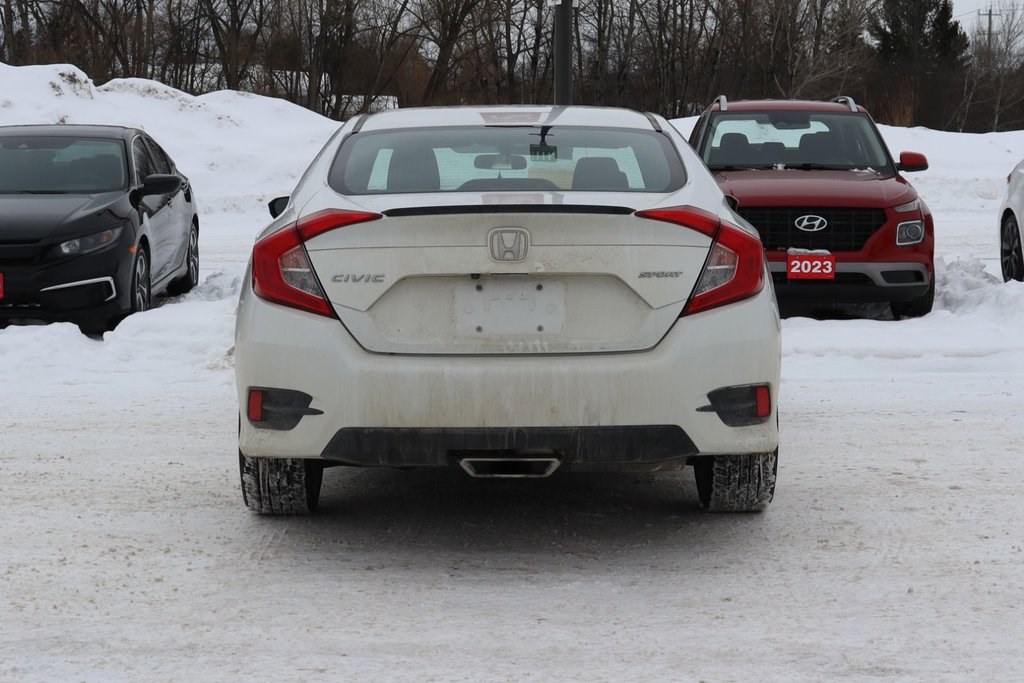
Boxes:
[794,215,828,232]
[488,228,529,262]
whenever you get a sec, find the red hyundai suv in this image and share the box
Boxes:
[689,96,934,318]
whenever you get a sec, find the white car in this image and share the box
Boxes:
[235,106,781,514]
[1000,162,1024,282]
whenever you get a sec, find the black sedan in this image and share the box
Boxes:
[0,124,198,333]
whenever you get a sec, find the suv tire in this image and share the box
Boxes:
[239,452,324,514]
[693,449,778,512]
[890,279,935,319]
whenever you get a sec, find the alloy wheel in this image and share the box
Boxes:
[187,229,199,287]
[134,251,150,312]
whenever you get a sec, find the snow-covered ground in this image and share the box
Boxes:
[1,62,1022,680]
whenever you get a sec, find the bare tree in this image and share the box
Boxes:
[968,4,1024,131]
[198,0,267,89]
[411,0,486,103]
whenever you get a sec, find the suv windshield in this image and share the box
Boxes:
[0,136,128,194]
[329,126,686,194]
[702,112,892,172]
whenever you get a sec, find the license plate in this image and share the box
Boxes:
[787,254,835,280]
[455,277,565,335]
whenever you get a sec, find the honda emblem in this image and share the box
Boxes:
[488,228,530,262]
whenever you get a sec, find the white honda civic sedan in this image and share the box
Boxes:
[235,106,781,514]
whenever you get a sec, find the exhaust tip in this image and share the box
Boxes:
[459,457,561,479]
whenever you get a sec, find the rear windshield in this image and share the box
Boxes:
[0,136,128,194]
[701,112,893,172]
[329,126,686,194]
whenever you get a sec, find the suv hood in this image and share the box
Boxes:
[715,169,918,208]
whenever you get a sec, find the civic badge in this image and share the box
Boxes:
[488,228,529,262]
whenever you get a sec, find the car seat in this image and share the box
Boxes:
[571,157,629,191]
[710,132,753,166]
[387,147,440,192]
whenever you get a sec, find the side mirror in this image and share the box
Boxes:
[268,196,289,218]
[898,151,928,172]
[139,174,182,197]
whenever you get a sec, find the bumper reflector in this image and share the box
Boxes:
[245,387,323,430]
[697,384,773,427]
[755,385,771,418]
[247,389,264,422]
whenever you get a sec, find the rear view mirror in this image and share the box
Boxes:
[268,196,289,218]
[474,154,527,171]
[768,111,811,129]
[898,151,928,172]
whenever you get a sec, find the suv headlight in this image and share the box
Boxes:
[896,220,925,246]
[57,227,123,256]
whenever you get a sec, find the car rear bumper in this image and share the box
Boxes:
[769,260,931,303]
[235,278,781,466]
[320,425,698,467]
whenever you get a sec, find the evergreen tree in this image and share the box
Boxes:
[867,0,968,127]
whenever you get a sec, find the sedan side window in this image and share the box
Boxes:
[133,138,156,184]
[144,138,172,175]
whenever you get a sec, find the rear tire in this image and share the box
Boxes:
[890,279,934,319]
[239,452,324,515]
[693,449,777,512]
[168,224,199,295]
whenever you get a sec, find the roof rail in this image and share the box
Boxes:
[713,95,729,112]
[351,113,370,133]
[643,111,662,132]
[831,96,857,112]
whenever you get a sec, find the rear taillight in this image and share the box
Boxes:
[635,205,765,315]
[252,210,381,317]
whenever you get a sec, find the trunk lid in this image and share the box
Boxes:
[303,201,713,355]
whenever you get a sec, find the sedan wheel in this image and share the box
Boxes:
[1002,214,1024,282]
[131,248,151,313]
[693,450,778,512]
[239,452,324,514]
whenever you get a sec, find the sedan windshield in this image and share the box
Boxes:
[702,112,893,172]
[329,126,686,194]
[0,136,128,194]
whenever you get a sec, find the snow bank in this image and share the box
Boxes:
[0,62,340,203]
[784,259,1024,377]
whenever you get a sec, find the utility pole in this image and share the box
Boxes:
[979,6,1002,55]
[553,0,574,105]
